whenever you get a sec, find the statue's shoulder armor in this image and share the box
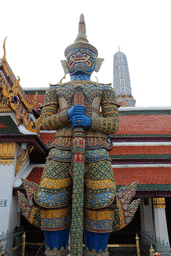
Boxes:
[93,82,114,93]
[102,83,113,90]
[45,85,57,99]
[86,82,112,89]
[42,85,58,108]
[100,83,120,107]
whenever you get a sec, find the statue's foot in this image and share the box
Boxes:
[45,246,69,256]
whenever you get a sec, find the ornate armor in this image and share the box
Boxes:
[34,80,119,231]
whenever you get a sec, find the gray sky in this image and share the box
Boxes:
[0,0,171,107]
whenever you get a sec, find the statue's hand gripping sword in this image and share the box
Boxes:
[71,84,86,256]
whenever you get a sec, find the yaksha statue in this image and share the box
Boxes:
[18,14,140,256]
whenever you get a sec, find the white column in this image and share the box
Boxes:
[153,198,170,247]
[140,198,155,235]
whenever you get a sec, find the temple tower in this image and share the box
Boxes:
[113,50,136,107]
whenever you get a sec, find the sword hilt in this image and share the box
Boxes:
[74,84,84,106]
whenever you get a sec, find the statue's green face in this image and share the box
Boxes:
[66,48,96,75]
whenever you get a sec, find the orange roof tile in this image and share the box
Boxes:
[113,167,171,186]
[116,114,171,135]
[27,167,43,184]
[110,145,171,156]
[39,132,55,144]
[27,95,45,111]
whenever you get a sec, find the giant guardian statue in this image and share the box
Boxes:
[18,14,140,256]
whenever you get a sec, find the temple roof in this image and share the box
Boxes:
[24,88,46,111]
[116,107,171,137]
[0,39,40,134]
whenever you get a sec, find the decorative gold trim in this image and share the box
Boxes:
[0,101,12,112]
[1,38,17,84]
[107,244,136,248]
[117,196,126,229]
[45,246,69,256]
[0,142,15,158]
[9,76,38,112]
[0,159,14,165]
[1,37,7,63]
[40,177,71,189]
[85,208,114,221]
[15,148,29,176]
[15,144,34,176]
[0,142,15,166]
[35,116,41,133]
[60,74,66,84]
[135,233,141,256]
[95,76,98,82]
[149,244,155,256]
[40,206,71,219]
[1,40,38,132]
[84,246,109,256]
[153,198,166,209]
[85,179,115,190]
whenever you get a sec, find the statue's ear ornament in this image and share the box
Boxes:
[61,60,69,74]
[95,58,104,72]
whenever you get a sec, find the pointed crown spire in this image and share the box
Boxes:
[74,14,88,43]
[65,14,98,57]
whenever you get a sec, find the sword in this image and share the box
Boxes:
[71,84,85,256]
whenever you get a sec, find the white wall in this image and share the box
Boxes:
[0,163,15,233]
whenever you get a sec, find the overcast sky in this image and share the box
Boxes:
[0,0,171,107]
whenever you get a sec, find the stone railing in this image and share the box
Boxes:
[140,229,171,256]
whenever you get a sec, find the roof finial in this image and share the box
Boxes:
[74,14,89,43]
[2,37,8,63]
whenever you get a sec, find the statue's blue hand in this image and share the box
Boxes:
[67,105,86,120]
[70,115,91,129]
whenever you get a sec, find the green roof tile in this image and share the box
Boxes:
[0,116,22,134]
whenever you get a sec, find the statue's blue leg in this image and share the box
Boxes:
[84,229,110,253]
[44,226,70,251]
